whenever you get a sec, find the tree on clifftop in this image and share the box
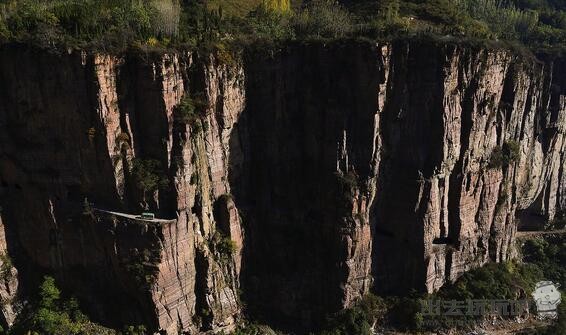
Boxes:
[262,0,291,14]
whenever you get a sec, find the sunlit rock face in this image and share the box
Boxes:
[0,40,565,333]
[0,46,244,334]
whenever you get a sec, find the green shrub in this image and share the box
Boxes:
[208,231,237,263]
[422,0,467,27]
[214,41,237,66]
[439,262,538,300]
[549,300,566,334]
[379,0,402,21]
[174,95,197,124]
[489,140,521,168]
[10,276,89,335]
[335,171,358,190]
[292,0,354,39]
[192,92,209,111]
[190,119,204,137]
[387,296,424,331]
[2,0,566,52]
[505,140,521,161]
[232,323,265,335]
[522,236,566,288]
[123,324,147,335]
[521,235,566,334]
[174,93,209,137]
[125,248,159,289]
[0,0,156,48]
[0,14,10,41]
[548,214,566,230]
[489,145,505,168]
[455,0,539,39]
[218,193,234,202]
[0,253,12,281]
[246,5,294,41]
[528,22,566,49]
[318,236,565,334]
[217,236,237,256]
[3,1,61,46]
[115,132,130,143]
[361,0,413,38]
[320,294,388,335]
[131,158,169,194]
[189,172,197,185]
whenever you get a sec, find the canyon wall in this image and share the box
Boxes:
[0,40,565,333]
[0,46,244,334]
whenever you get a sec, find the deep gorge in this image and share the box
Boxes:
[0,40,565,334]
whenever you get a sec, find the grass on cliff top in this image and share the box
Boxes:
[206,0,303,16]
[2,0,566,55]
[204,0,306,15]
[206,0,264,17]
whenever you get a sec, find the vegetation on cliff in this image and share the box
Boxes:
[6,276,150,335]
[489,140,521,168]
[8,276,94,335]
[522,235,566,290]
[316,235,566,335]
[131,158,169,197]
[2,0,566,52]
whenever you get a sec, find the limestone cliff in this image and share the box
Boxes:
[0,46,244,334]
[0,40,565,333]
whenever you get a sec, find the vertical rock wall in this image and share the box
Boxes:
[0,40,565,333]
[373,41,566,294]
[238,42,381,329]
[0,46,245,334]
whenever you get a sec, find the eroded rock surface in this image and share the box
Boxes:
[0,41,565,333]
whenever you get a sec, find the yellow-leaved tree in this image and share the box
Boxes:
[261,0,291,14]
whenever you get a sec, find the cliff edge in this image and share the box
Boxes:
[0,40,565,333]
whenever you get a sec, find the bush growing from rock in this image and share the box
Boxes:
[217,235,237,256]
[489,140,521,168]
[131,159,169,195]
[10,276,89,335]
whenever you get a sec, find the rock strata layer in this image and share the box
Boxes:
[0,41,565,333]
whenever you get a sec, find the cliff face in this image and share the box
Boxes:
[0,47,244,334]
[0,41,565,333]
[238,43,380,329]
[373,42,561,293]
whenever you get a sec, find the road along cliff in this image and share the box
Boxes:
[0,40,565,333]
